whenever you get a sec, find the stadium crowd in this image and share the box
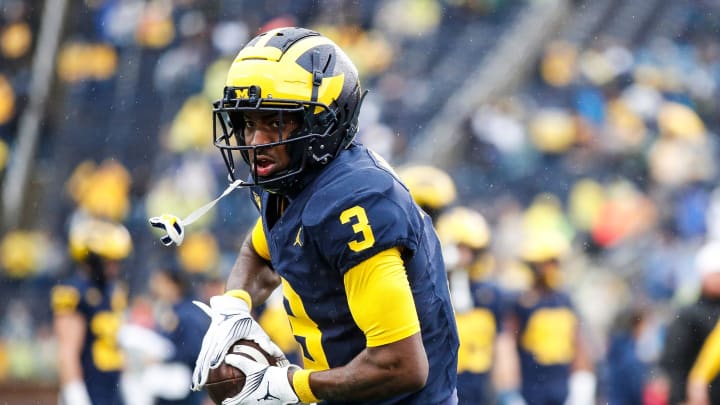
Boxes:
[0,0,720,403]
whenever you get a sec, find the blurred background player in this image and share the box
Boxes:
[436,206,506,404]
[146,266,209,405]
[603,305,656,405]
[396,164,457,222]
[51,217,132,405]
[500,231,596,405]
[399,164,512,404]
[118,266,212,405]
[659,240,720,405]
[685,317,720,405]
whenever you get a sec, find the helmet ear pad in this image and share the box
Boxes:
[304,83,365,166]
[303,109,340,165]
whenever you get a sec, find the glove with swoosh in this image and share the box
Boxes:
[191,294,287,391]
[221,354,301,405]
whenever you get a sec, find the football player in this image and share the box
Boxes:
[189,27,459,404]
[51,217,132,405]
[500,231,596,405]
[435,207,506,404]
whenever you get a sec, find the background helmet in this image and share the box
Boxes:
[436,206,491,250]
[518,230,571,289]
[397,164,457,221]
[519,230,570,264]
[213,27,366,194]
[69,218,133,263]
[436,206,494,280]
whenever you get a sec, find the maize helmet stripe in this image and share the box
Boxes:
[228,36,346,108]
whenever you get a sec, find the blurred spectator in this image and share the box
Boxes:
[528,108,577,155]
[1,20,32,60]
[589,179,657,250]
[373,0,442,39]
[0,229,52,279]
[56,42,118,84]
[659,240,720,405]
[604,306,653,405]
[0,74,15,126]
[685,318,720,405]
[50,216,132,405]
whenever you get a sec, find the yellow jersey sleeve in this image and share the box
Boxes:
[689,320,720,383]
[251,217,271,261]
[344,247,420,347]
[51,285,81,315]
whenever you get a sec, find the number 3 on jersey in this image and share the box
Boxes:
[340,206,375,252]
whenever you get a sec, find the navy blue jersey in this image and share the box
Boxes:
[511,290,577,405]
[51,274,126,405]
[252,143,459,404]
[255,300,303,365]
[456,281,504,404]
[155,298,210,405]
[156,298,209,368]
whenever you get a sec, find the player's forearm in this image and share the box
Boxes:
[225,236,280,306]
[492,331,522,391]
[307,360,426,401]
[295,333,428,401]
[58,356,84,385]
[54,314,86,385]
[57,340,85,386]
[571,328,595,372]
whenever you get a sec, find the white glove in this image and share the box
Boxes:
[565,370,596,405]
[60,380,92,405]
[143,362,193,400]
[222,354,300,405]
[117,323,175,367]
[191,295,287,390]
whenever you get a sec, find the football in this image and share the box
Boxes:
[205,339,280,404]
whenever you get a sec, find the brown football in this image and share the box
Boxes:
[205,339,280,404]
